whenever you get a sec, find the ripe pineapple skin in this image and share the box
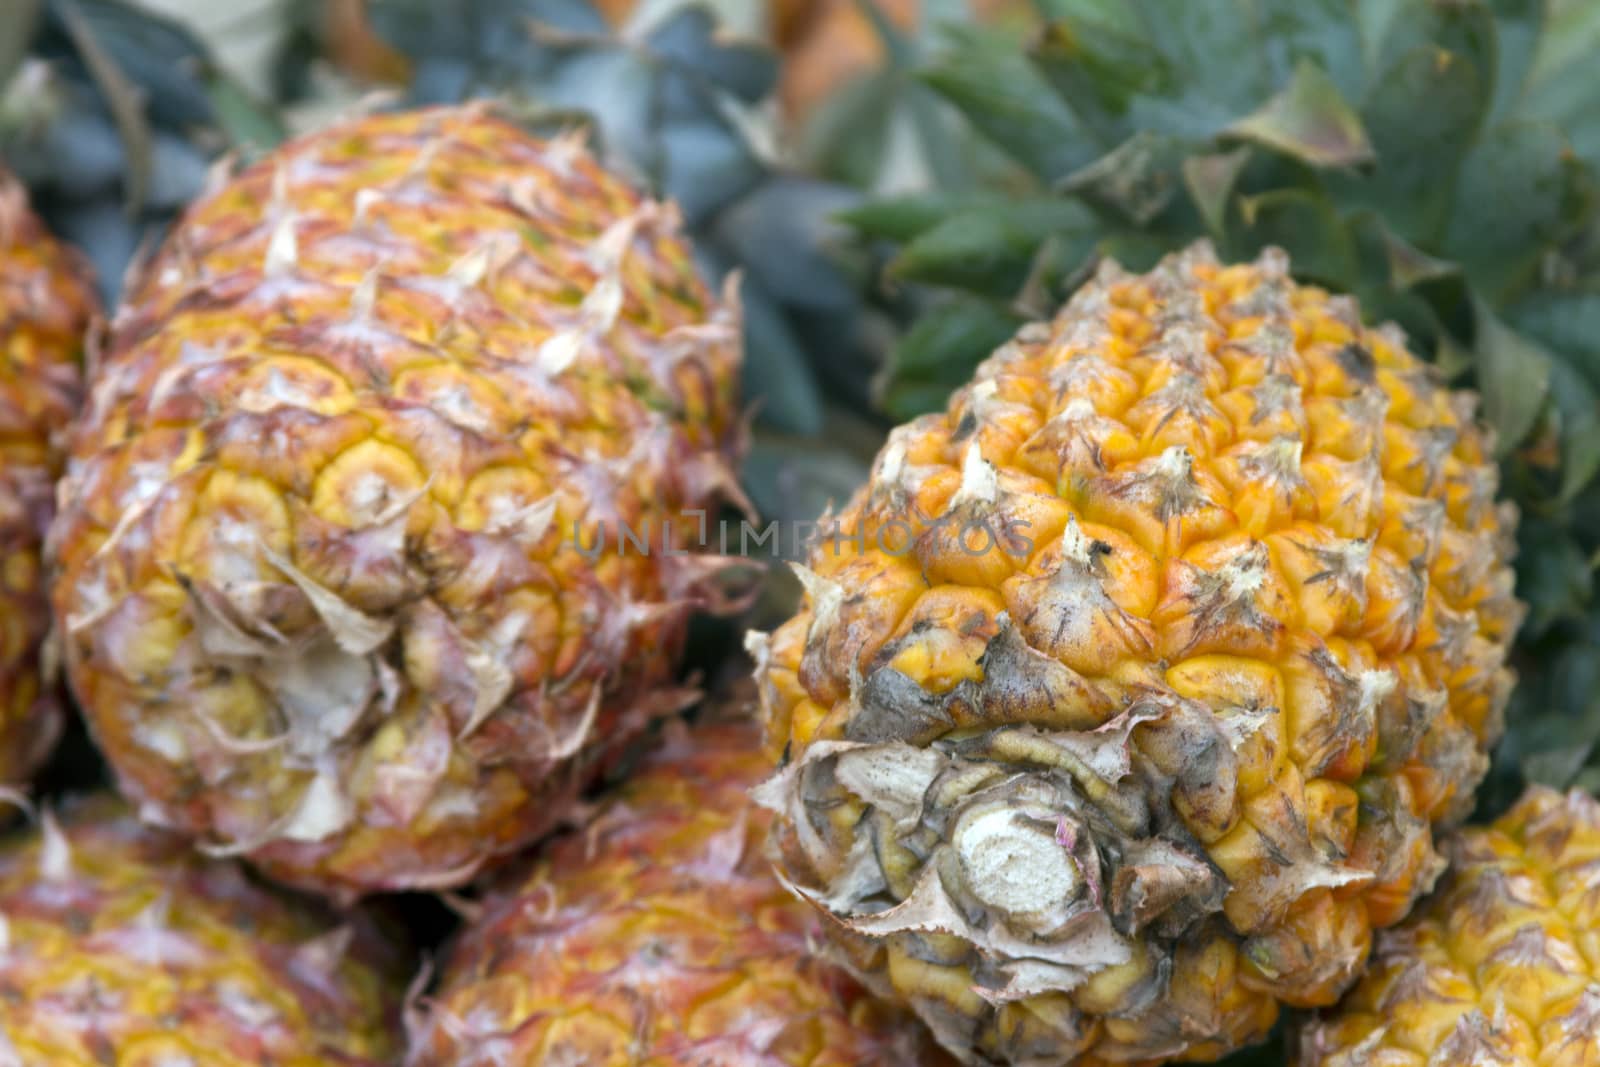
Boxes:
[0,168,93,786]
[406,695,948,1067]
[0,794,401,1066]
[752,244,1521,1065]
[48,105,744,900]
[1296,786,1600,1067]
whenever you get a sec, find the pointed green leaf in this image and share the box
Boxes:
[901,79,988,192]
[800,68,898,189]
[923,26,1098,182]
[853,0,913,68]
[1510,290,1600,388]
[1525,0,1600,106]
[1059,132,1185,225]
[1486,0,1544,125]
[886,198,1097,298]
[1122,0,1264,114]
[712,178,863,312]
[1338,44,1491,245]
[1441,121,1597,300]
[1474,297,1552,453]
[1379,225,1459,289]
[1182,146,1251,237]
[202,70,285,152]
[1513,518,1595,638]
[1549,360,1600,501]
[1225,60,1373,168]
[1362,0,1496,91]
[1252,0,1366,103]
[1015,229,1101,319]
[1524,0,1600,167]
[728,269,826,437]
[879,298,1023,420]
[888,212,1039,298]
[837,194,967,243]
[1028,11,1174,141]
[1434,327,1475,380]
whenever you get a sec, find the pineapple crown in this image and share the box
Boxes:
[842,0,1600,505]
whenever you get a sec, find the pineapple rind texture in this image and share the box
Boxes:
[0,168,93,786]
[1296,787,1600,1067]
[752,243,1522,1065]
[406,702,949,1067]
[0,795,400,1066]
[48,105,744,899]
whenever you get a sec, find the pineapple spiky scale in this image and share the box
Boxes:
[1295,786,1600,1067]
[753,243,1521,1065]
[0,795,401,1065]
[406,697,949,1067]
[0,168,93,786]
[48,105,744,899]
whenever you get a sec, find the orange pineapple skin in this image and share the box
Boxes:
[753,244,1521,1065]
[1296,787,1600,1067]
[0,795,401,1065]
[48,106,743,900]
[407,699,949,1067]
[0,169,93,786]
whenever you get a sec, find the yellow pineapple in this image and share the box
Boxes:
[0,167,93,787]
[751,243,1521,1064]
[48,105,744,900]
[0,794,401,1065]
[1295,786,1600,1067]
[405,693,949,1066]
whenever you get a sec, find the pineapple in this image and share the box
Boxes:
[405,690,948,1066]
[48,104,745,900]
[751,243,1522,1065]
[0,794,401,1065]
[0,167,92,787]
[1295,786,1600,1067]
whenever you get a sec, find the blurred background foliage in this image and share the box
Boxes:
[4,2,1599,1059]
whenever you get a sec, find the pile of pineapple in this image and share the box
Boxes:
[3,1,1599,1065]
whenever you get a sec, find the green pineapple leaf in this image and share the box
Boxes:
[1223,58,1371,168]
[1181,146,1250,237]
[921,25,1094,182]
[853,0,1599,487]
[1474,297,1553,455]
[879,298,1022,421]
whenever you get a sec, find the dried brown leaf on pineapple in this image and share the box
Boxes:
[0,793,405,1066]
[48,103,749,901]
[750,242,1522,1066]
[0,166,93,790]
[405,682,953,1067]
[1294,786,1600,1067]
